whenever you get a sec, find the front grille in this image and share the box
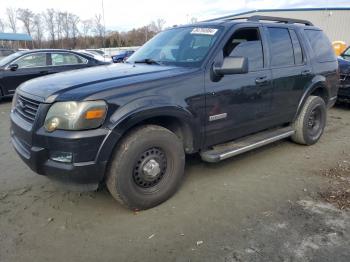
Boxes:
[15,95,40,124]
[340,74,349,81]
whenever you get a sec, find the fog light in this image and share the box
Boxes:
[50,152,73,163]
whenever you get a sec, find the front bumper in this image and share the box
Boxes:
[10,107,113,188]
[338,84,350,100]
[338,75,350,100]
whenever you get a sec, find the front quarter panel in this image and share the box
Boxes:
[95,70,206,163]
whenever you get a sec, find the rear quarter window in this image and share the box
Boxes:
[305,29,336,63]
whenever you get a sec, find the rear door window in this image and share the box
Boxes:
[267,27,294,67]
[304,29,336,62]
[50,53,88,66]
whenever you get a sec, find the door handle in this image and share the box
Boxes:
[255,76,268,85]
[301,70,311,76]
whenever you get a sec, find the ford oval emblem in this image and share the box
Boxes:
[18,100,25,108]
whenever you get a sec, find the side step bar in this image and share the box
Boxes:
[200,126,295,163]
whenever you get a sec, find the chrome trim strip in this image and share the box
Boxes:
[209,113,227,121]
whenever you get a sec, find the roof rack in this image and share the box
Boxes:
[230,15,313,26]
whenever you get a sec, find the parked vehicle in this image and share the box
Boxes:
[86,49,108,57]
[0,48,15,60]
[338,47,350,102]
[0,49,111,98]
[112,50,135,63]
[10,16,338,210]
[76,50,113,63]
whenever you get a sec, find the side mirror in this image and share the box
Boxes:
[213,56,248,76]
[9,64,19,71]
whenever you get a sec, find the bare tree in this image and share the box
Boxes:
[81,19,93,48]
[17,8,35,36]
[69,14,80,48]
[61,12,70,45]
[6,8,18,33]
[44,9,56,47]
[33,14,44,48]
[0,7,170,49]
[55,12,64,48]
[0,18,5,32]
[93,14,105,47]
[155,18,166,32]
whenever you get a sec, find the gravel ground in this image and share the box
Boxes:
[0,98,350,262]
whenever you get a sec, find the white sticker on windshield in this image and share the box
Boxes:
[191,28,218,35]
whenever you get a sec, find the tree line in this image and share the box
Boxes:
[0,7,168,49]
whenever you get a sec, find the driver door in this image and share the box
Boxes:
[1,52,49,95]
[204,25,274,146]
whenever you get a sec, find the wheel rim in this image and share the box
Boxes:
[133,148,167,188]
[306,106,323,138]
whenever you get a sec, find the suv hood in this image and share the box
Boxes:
[19,63,196,101]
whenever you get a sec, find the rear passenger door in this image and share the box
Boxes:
[266,26,313,124]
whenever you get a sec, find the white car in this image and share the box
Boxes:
[76,50,113,63]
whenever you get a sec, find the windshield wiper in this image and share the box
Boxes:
[134,58,162,65]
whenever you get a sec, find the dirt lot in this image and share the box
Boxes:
[0,98,350,262]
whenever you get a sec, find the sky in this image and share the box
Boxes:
[0,0,350,32]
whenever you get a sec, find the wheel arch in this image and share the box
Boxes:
[96,99,201,169]
[294,76,329,120]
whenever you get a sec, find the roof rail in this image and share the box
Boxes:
[246,15,314,26]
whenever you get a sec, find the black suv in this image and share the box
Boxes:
[10,16,339,210]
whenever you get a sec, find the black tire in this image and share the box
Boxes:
[291,96,327,145]
[106,125,185,210]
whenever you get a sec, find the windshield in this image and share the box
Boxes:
[342,47,350,56]
[127,26,222,67]
[0,52,24,66]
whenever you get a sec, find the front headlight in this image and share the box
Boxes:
[44,101,107,132]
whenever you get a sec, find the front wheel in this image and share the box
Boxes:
[106,125,185,210]
[291,96,327,145]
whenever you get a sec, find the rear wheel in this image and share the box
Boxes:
[291,96,327,145]
[106,125,185,210]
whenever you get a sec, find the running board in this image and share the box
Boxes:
[200,126,295,163]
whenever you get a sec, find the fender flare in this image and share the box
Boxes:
[294,75,329,120]
[96,96,201,163]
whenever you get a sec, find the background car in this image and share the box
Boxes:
[0,49,111,98]
[0,48,16,60]
[338,47,350,102]
[86,49,108,57]
[77,49,113,63]
[112,50,135,63]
